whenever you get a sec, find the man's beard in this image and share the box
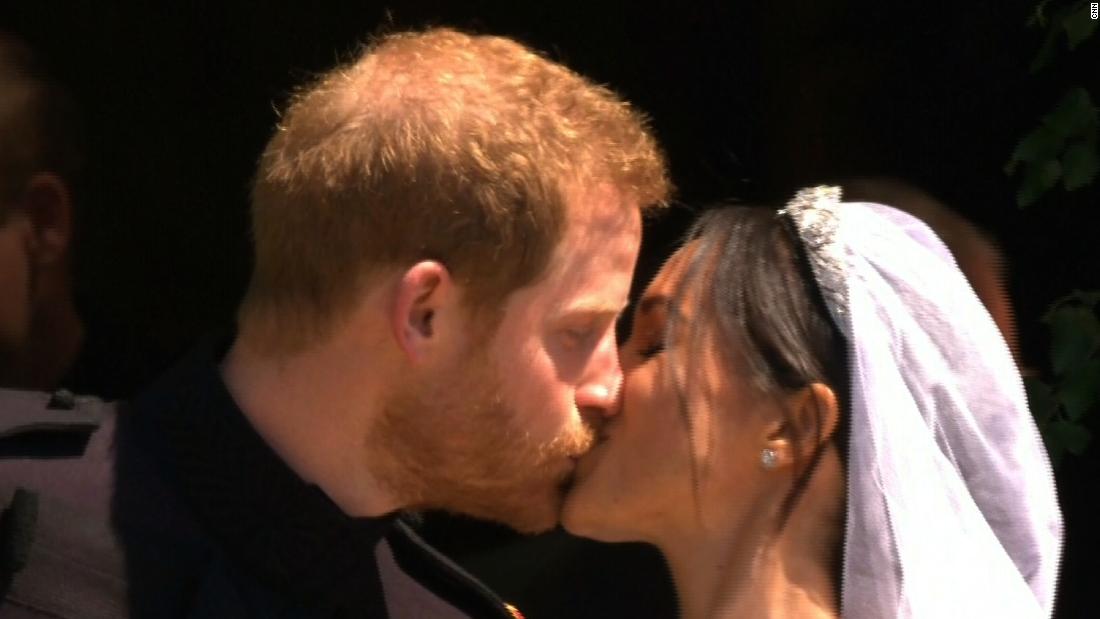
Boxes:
[367,351,595,533]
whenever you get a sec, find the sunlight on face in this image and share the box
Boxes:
[370,185,643,533]
[562,242,770,544]
[561,246,700,541]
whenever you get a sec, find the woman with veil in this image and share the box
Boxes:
[562,186,1062,618]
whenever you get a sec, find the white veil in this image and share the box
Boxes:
[780,187,1063,618]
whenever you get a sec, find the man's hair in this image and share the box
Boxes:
[0,33,83,215]
[240,28,671,352]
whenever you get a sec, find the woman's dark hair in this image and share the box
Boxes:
[666,205,850,530]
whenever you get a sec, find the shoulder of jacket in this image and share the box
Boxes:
[385,516,520,619]
[0,388,117,461]
[0,388,112,440]
[0,390,125,618]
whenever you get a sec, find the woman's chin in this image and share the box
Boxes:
[560,489,602,538]
[558,472,603,535]
[561,504,622,542]
[561,442,645,542]
[561,478,633,543]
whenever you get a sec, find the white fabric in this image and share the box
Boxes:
[782,188,1063,618]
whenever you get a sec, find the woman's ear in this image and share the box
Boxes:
[790,382,840,451]
[389,260,455,365]
[762,383,839,470]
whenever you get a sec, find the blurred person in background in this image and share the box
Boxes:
[0,32,164,400]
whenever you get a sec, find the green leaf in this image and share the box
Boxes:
[1057,357,1100,420]
[1049,289,1100,311]
[1017,159,1063,207]
[1029,0,1067,71]
[1008,89,1097,181]
[1061,141,1100,190]
[1010,125,1065,166]
[1029,27,1060,73]
[1049,420,1092,455]
[1027,0,1054,28]
[1063,2,1100,49]
[1026,376,1061,424]
[1044,305,1100,374]
[1073,290,1100,308]
[1042,88,1098,140]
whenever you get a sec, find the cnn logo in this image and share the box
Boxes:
[1093,2,1098,19]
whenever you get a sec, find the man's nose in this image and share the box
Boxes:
[574,332,623,418]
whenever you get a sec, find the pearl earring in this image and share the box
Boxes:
[761,448,778,469]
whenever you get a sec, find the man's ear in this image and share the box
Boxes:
[389,260,456,365]
[762,383,839,470]
[22,173,73,266]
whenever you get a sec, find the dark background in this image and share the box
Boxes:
[3,1,1097,616]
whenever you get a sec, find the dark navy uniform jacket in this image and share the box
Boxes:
[0,339,522,618]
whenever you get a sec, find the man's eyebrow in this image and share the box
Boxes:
[551,299,630,321]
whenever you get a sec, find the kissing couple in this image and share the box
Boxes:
[0,28,1062,619]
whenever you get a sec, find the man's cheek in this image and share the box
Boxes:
[519,363,574,437]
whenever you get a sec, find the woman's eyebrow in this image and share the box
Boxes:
[636,295,670,318]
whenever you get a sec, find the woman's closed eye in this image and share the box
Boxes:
[562,326,597,350]
[639,342,665,359]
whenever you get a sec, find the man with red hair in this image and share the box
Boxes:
[0,28,669,617]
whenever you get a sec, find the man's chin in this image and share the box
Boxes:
[461,473,572,534]
[496,481,569,535]
[498,457,582,533]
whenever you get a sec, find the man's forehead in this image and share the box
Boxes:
[538,242,637,323]
[501,184,638,318]
[563,181,639,226]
